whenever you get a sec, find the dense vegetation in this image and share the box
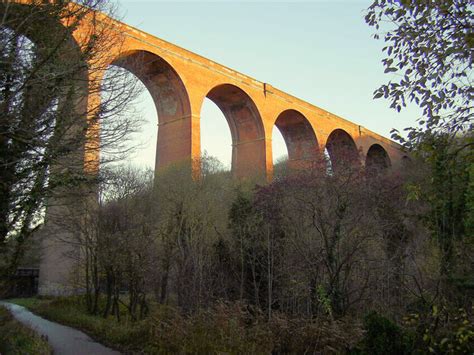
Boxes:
[28,137,471,353]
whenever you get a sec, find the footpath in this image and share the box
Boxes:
[0,302,120,355]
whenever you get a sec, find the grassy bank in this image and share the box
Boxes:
[7,297,362,353]
[0,305,51,355]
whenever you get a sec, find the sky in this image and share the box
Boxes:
[111,0,422,170]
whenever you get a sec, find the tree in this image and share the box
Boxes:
[415,133,473,280]
[366,0,474,296]
[365,0,473,147]
[254,158,379,318]
[98,165,155,320]
[151,156,234,311]
[59,164,155,319]
[0,1,142,292]
[228,190,268,309]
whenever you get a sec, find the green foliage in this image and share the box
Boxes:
[413,133,473,277]
[404,306,474,354]
[7,297,46,310]
[365,0,473,146]
[227,190,271,307]
[316,285,333,318]
[0,306,51,355]
[229,190,255,230]
[355,311,413,355]
[465,157,474,237]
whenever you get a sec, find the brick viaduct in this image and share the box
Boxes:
[107,21,405,177]
[11,1,406,178]
[5,2,407,294]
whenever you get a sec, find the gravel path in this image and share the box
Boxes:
[0,301,120,355]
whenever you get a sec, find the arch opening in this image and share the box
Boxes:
[365,144,391,174]
[100,65,157,171]
[325,129,360,173]
[271,126,288,178]
[205,84,265,178]
[111,50,191,172]
[324,147,334,175]
[274,109,318,172]
[200,97,232,171]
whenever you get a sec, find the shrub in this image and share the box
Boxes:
[404,305,474,354]
[145,302,274,353]
[354,311,412,355]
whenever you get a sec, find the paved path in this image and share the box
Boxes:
[0,301,120,355]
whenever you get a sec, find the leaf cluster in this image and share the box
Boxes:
[365,0,473,147]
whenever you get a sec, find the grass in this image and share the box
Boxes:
[7,297,46,310]
[0,305,52,355]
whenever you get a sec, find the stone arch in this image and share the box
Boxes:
[204,84,266,178]
[273,109,319,169]
[366,144,391,173]
[110,50,192,170]
[325,129,360,172]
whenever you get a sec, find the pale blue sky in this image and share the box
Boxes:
[113,0,421,170]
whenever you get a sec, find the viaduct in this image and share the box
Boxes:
[106,21,405,177]
[4,2,407,294]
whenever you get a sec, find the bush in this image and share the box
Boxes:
[354,311,412,355]
[269,315,363,354]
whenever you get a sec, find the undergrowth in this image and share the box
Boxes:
[8,296,472,354]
